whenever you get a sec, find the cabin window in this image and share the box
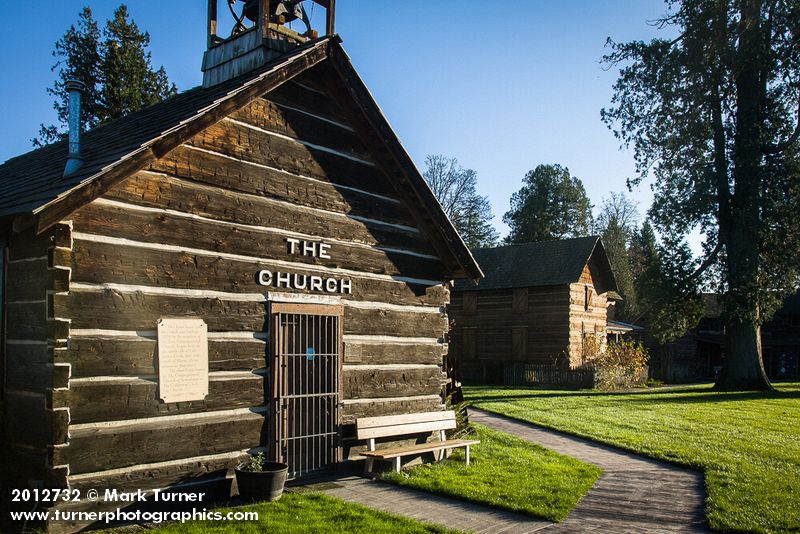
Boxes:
[584,286,594,311]
[463,292,477,315]
[512,288,528,313]
[462,327,476,358]
[512,326,527,361]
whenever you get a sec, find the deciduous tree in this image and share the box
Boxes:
[595,192,640,321]
[423,155,500,249]
[602,0,800,390]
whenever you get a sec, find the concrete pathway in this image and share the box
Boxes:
[318,476,552,533]
[470,408,709,533]
[313,409,708,533]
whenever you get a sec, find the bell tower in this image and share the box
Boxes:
[202,0,335,87]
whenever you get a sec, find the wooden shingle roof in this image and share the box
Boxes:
[0,36,482,282]
[455,236,617,293]
[0,37,329,228]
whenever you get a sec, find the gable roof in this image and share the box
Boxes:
[454,236,617,293]
[0,36,482,283]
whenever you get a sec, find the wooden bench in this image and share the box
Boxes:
[356,411,480,474]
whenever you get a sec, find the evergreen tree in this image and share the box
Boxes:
[630,222,705,344]
[503,164,592,244]
[99,5,176,123]
[423,155,500,249]
[35,4,177,147]
[35,7,102,146]
[602,0,800,389]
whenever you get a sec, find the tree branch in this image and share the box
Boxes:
[762,93,800,155]
[631,239,724,325]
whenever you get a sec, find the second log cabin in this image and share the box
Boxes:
[450,237,618,383]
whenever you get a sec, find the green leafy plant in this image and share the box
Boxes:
[242,452,268,472]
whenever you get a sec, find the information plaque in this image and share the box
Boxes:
[157,318,209,403]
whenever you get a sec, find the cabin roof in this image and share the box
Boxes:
[0,36,482,282]
[607,320,644,333]
[455,236,618,293]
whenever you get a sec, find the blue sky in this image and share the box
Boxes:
[0,1,676,241]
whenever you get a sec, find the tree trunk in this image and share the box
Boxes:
[714,0,773,391]
[717,318,771,390]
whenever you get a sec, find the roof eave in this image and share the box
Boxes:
[31,37,332,234]
[323,40,483,283]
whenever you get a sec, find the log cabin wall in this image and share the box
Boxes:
[567,263,609,367]
[450,237,618,383]
[47,68,453,507]
[449,285,572,383]
[2,223,71,496]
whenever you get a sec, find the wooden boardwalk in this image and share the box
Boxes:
[470,408,709,533]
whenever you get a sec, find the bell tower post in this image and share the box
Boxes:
[202,0,334,87]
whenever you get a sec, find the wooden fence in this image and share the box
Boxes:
[503,363,597,389]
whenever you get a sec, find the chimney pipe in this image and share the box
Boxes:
[63,79,85,177]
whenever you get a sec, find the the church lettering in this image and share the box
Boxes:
[257,270,352,294]
[285,237,331,259]
[256,237,352,294]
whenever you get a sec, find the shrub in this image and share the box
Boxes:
[590,340,649,390]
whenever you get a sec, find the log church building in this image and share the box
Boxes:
[0,1,481,529]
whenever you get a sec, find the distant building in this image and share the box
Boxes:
[649,293,800,382]
[449,237,619,383]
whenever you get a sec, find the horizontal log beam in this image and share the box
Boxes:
[53,373,267,424]
[343,342,444,365]
[58,411,268,474]
[148,146,411,224]
[54,286,447,337]
[65,207,444,290]
[67,449,251,494]
[60,337,267,378]
[187,120,397,199]
[71,196,435,265]
[269,78,350,124]
[340,395,444,425]
[230,97,368,159]
[343,367,444,400]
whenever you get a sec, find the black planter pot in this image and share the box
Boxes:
[234,461,289,502]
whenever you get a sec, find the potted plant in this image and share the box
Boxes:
[234,453,289,502]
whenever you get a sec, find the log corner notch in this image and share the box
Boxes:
[47,221,73,489]
[1,219,73,492]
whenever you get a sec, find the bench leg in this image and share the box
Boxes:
[364,457,374,476]
[465,445,471,466]
[364,438,376,476]
[393,457,401,473]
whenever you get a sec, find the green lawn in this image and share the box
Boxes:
[120,492,458,534]
[380,423,602,521]
[466,383,800,534]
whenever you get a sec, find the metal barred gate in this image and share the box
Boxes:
[271,302,342,479]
